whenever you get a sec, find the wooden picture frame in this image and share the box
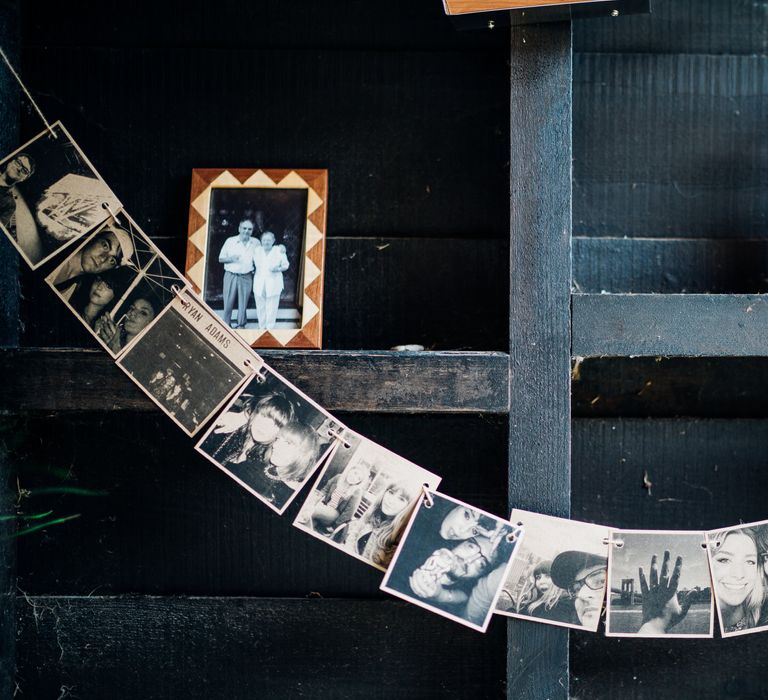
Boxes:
[443,0,612,14]
[185,168,327,349]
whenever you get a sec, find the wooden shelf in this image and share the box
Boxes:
[572,294,768,358]
[0,348,509,414]
[15,595,507,699]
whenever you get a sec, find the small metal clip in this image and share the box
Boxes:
[421,484,434,509]
[327,426,351,449]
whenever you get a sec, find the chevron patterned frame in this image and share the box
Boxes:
[185,168,328,349]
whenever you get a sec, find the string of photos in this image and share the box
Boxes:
[1,49,765,640]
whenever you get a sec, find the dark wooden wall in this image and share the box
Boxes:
[1,1,768,699]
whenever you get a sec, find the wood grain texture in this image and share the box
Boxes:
[21,0,511,51]
[18,46,510,242]
[508,21,572,700]
[573,53,768,238]
[15,596,508,699]
[11,413,507,595]
[572,418,768,530]
[0,0,20,348]
[574,237,768,294]
[573,357,768,418]
[0,348,509,413]
[570,417,768,699]
[446,0,612,13]
[0,3,19,698]
[574,0,768,55]
[572,293,768,357]
[20,237,509,351]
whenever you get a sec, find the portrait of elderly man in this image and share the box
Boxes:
[49,224,136,301]
[218,217,259,329]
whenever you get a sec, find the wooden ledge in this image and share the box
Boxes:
[573,294,768,358]
[0,348,510,414]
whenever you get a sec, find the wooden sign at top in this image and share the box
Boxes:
[444,0,612,15]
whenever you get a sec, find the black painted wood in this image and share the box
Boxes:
[572,293,768,357]
[573,53,768,238]
[18,44,509,243]
[575,0,768,56]
[22,0,510,51]
[574,237,768,294]
[15,596,508,700]
[0,2,19,698]
[11,412,507,595]
[571,418,768,699]
[0,0,20,346]
[0,348,509,413]
[508,21,572,700]
[21,237,509,352]
[573,357,768,418]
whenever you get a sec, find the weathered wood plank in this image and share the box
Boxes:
[574,53,768,238]
[11,412,508,595]
[573,294,768,357]
[0,348,509,413]
[508,20,572,700]
[15,596,507,699]
[575,0,768,56]
[21,237,509,352]
[574,237,768,294]
[573,357,768,418]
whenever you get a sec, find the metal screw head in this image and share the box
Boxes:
[488,19,496,29]
[611,9,620,16]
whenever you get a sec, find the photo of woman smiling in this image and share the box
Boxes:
[707,523,768,637]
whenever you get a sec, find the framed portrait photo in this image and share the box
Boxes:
[184,168,328,349]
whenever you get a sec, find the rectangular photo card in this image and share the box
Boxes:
[293,431,441,571]
[706,519,768,638]
[380,491,522,633]
[117,288,256,437]
[46,212,187,357]
[495,509,610,632]
[196,364,346,515]
[0,121,121,269]
[606,529,713,638]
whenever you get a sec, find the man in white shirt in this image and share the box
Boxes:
[252,231,289,330]
[218,218,259,329]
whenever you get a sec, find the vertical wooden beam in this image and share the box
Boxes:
[0,1,20,696]
[508,20,572,700]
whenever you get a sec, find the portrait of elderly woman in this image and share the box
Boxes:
[381,492,519,632]
[0,122,120,269]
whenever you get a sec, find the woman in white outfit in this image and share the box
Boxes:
[252,231,289,330]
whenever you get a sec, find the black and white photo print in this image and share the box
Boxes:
[117,288,255,436]
[380,491,520,633]
[293,432,441,571]
[46,213,186,357]
[196,365,343,514]
[706,519,768,638]
[495,510,609,632]
[0,122,120,268]
[606,529,713,638]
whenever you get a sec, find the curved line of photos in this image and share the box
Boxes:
[2,123,768,637]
